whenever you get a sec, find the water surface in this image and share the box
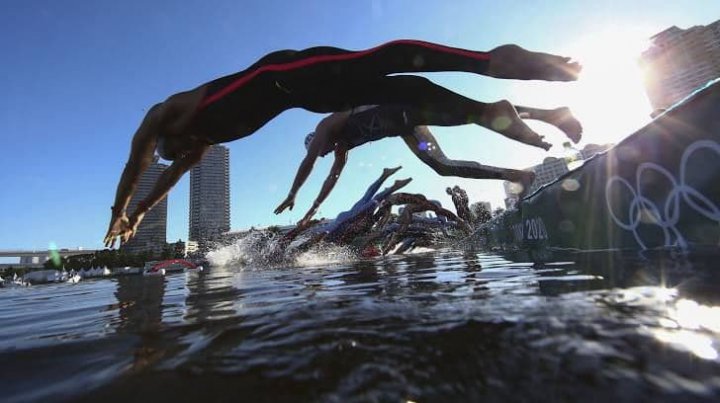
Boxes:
[1,248,719,402]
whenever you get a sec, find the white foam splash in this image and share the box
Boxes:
[403,246,435,255]
[294,243,356,267]
[205,231,358,269]
[205,231,274,267]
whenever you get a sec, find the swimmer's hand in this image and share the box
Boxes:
[104,212,131,248]
[127,211,146,241]
[274,196,295,214]
[296,214,317,232]
[298,203,320,227]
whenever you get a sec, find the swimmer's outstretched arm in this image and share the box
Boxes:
[298,145,348,225]
[274,112,349,218]
[104,105,162,248]
[123,146,209,242]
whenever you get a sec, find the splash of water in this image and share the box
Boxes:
[294,243,356,267]
[205,231,358,269]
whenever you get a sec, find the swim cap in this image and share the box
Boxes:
[304,132,315,150]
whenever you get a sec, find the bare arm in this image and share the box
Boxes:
[132,146,209,218]
[104,105,164,247]
[110,104,163,216]
[299,144,348,224]
[274,111,350,215]
[106,144,208,246]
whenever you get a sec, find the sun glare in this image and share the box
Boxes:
[562,28,654,145]
[509,27,656,148]
[654,298,720,360]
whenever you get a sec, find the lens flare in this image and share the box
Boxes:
[48,242,61,267]
[491,116,512,131]
[507,182,524,195]
[561,179,580,191]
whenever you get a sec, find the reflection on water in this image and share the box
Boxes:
[1,249,719,402]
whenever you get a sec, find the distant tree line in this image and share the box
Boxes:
[40,241,187,270]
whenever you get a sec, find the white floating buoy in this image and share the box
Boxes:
[66,274,81,284]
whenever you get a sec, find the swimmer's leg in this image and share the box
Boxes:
[335,75,552,151]
[288,41,578,80]
[403,126,536,187]
[371,178,413,203]
[357,166,402,205]
[327,175,411,239]
[281,40,492,78]
[329,168,404,235]
[403,100,580,148]
[486,44,581,81]
[514,106,582,144]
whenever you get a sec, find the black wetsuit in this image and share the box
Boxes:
[194,40,491,144]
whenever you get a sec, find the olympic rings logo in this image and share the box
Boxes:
[605,140,720,250]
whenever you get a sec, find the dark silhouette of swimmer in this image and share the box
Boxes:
[105,40,581,247]
[275,102,580,226]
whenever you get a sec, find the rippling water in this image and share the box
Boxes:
[1,248,720,402]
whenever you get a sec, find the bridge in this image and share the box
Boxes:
[0,248,100,269]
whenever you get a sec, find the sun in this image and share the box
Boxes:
[507,27,656,148]
[561,28,655,145]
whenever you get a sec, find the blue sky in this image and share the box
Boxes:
[1,0,718,251]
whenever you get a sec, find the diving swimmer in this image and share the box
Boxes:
[274,102,581,224]
[104,40,580,247]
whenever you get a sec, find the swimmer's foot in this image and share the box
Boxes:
[483,100,552,150]
[488,45,582,81]
[382,166,402,178]
[546,107,582,143]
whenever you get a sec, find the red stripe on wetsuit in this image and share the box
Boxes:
[198,40,491,110]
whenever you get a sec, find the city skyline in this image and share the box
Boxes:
[120,156,168,254]
[189,145,231,249]
[503,143,614,208]
[1,2,718,251]
[641,19,720,111]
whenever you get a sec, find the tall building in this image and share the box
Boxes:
[189,145,230,249]
[502,144,615,209]
[526,157,570,196]
[121,156,168,254]
[640,20,720,111]
[503,157,569,208]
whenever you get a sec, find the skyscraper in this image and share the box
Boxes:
[503,157,569,209]
[640,20,720,111]
[502,144,613,209]
[121,156,168,254]
[526,157,570,196]
[189,145,230,249]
